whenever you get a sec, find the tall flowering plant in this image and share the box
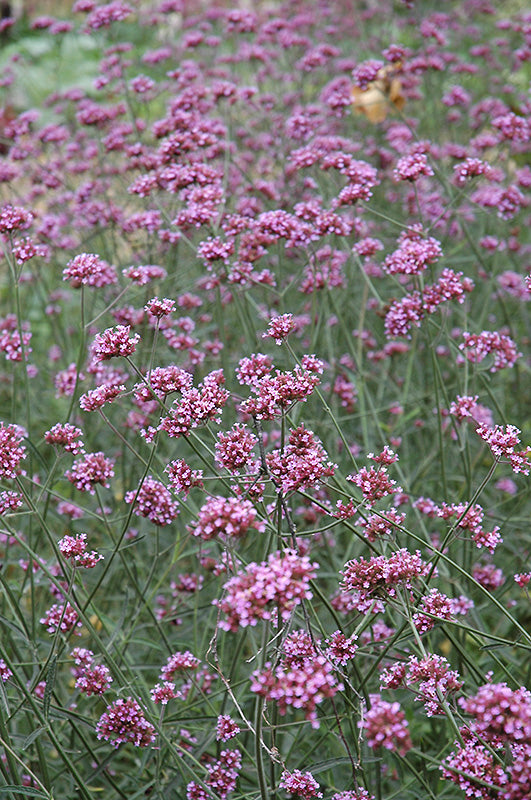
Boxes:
[0,2,530,799]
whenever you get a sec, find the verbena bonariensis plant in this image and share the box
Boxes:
[0,1,530,798]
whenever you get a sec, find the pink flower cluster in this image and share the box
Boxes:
[266,424,336,494]
[70,648,112,696]
[449,394,493,426]
[63,252,117,288]
[442,681,531,799]
[460,331,521,372]
[215,550,317,631]
[0,658,12,682]
[383,227,442,276]
[240,361,322,420]
[472,563,504,591]
[189,495,264,540]
[443,500,502,553]
[151,650,215,706]
[341,548,433,613]
[54,363,85,398]
[123,264,166,285]
[413,588,473,633]
[79,382,125,411]
[385,269,474,338]
[325,630,358,666]
[452,157,494,186]
[145,296,175,318]
[236,353,273,386]
[381,653,463,716]
[0,315,32,362]
[157,369,229,439]
[134,365,192,403]
[357,508,405,541]
[331,372,357,412]
[124,476,179,527]
[352,58,383,89]
[279,769,323,798]
[361,694,412,755]
[393,151,434,182]
[441,736,508,799]
[84,1,133,31]
[65,451,114,494]
[0,422,27,478]
[251,630,342,728]
[459,682,531,745]
[515,572,531,588]
[300,246,347,294]
[186,748,241,800]
[160,650,200,681]
[216,714,240,742]
[416,498,502,553]
[39,602,81,635]
[165,458,204,496]
[346,451,401,506]
[95,697,155,748]
[44,423,85,454]
[476,423,531,475]
[0,490,22,515]
[0,203,33,233]
[58,533,103,568]
[215,424,258,472]
[91,325,140,362]
[262,312,296,345]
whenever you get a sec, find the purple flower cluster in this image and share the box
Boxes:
[40,602,81,635]
[413,588,473,633]
[70,648,112,696]
[442,682,531,798]
[216,714,241,742]
[381,653,463,716]
[341,549,433,613]
[157,369,229,440]
[476,423,531,475]
[251,630,342,728]
[95,697,155,748]
[91,325,140,362]
[189,495,264,541]
[63,252,117,288]
[124,476,179,527]
[361,694,412,755]
[0,2,530,796]
[383,226,441,276]
[266,424,336,494]
[0,422,27,478]
[79,382,125,411]
[215,551,317,631]
[240,361,322,420]
[58,533,103,568]
[0,315,32,362]
[165,458,204,497]
[460,331,521,372]
[279,769,323,799]
[186,748,242,800]
[385,269,474,337]
[263,313,296,344]
[44,423,85,454]
[215,424,258,473]
[65,452,114,494]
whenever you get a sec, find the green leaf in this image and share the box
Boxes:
[22,726,47,750]
[43,656,57,721]
[0,677,10,716]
